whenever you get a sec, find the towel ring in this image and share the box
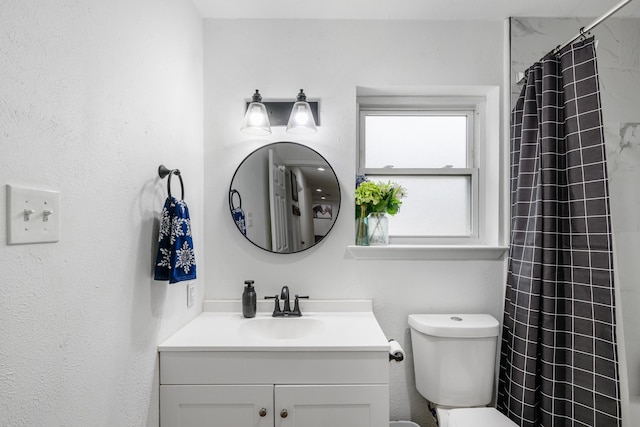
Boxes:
[158,165,185,200]
[229,189,242,210]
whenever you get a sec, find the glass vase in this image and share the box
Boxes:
[355,215,369,246]
[367,212,389,245]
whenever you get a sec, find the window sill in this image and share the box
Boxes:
[345,245,509,260]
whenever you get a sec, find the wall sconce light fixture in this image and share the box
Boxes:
[286,89,317,134]
[241,89,319,135]
[240,90,272,136]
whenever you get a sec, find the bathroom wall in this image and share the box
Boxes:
[510,16,640,419]
[0,1,203,426]
[203,19,508,426]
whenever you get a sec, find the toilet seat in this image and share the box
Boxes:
[440,407,517,427]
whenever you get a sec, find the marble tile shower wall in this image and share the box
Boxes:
[511,17,640,397]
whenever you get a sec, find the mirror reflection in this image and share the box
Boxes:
[229,142,340,253]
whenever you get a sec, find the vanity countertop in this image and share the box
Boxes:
[158,300,389,352]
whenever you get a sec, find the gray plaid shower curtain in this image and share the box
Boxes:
[498,38,622,427]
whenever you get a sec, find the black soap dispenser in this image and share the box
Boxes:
[242,280,257,318]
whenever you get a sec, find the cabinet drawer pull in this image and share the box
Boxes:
[280,409,288,418]
[259,408,267,417]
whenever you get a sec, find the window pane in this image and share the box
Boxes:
[368,175,471,236]
[365,115,468,168]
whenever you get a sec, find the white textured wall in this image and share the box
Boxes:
[203,19,507,426]
[0,1,203,426]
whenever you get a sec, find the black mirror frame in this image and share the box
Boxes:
[229,142,341,254]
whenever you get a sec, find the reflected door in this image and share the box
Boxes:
[269,149,290,253]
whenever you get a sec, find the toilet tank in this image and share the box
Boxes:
[408,314,499,407]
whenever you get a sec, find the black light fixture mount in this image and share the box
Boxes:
[242,90,319,131]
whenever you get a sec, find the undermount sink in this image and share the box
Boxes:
[238,317,325,340]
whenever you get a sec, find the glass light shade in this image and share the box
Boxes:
[240,102,271,135]
[286,90,317,134]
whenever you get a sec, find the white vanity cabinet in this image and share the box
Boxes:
[159,350,389,427]
[160,384,273,427]
[275,384,388,427]
[160,384,388,427]
[158,302,391,427]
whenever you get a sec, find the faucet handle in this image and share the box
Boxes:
[264,295,281,315]
[292,295,309,316]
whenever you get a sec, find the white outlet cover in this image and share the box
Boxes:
[6,184,60,245]
[187,283,195,308]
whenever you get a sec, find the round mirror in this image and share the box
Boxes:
[229,142,341,253]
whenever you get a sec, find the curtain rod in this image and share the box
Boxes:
[550,0,634,55]
[518,0,635,81]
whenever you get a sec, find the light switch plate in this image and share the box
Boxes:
[7,184,60,245]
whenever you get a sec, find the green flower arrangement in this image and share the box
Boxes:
[355,177,407,220]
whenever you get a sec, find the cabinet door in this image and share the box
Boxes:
[160,385,274,427]
[274,384,388,427]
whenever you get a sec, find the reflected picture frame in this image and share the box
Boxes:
[312,203,332,219]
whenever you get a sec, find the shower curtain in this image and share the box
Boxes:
[498,37,621,427]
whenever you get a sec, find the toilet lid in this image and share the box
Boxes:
[448,408,517,427]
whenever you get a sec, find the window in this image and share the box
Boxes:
[357,90,501,247]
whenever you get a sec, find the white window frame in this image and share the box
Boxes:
[359,107,479,242]
[356,90,501,248]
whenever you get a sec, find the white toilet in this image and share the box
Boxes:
[408,314,517,427]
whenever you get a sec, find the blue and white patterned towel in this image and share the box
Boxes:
[154,197,196,283]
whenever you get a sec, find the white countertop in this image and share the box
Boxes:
[158,300,390,352]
